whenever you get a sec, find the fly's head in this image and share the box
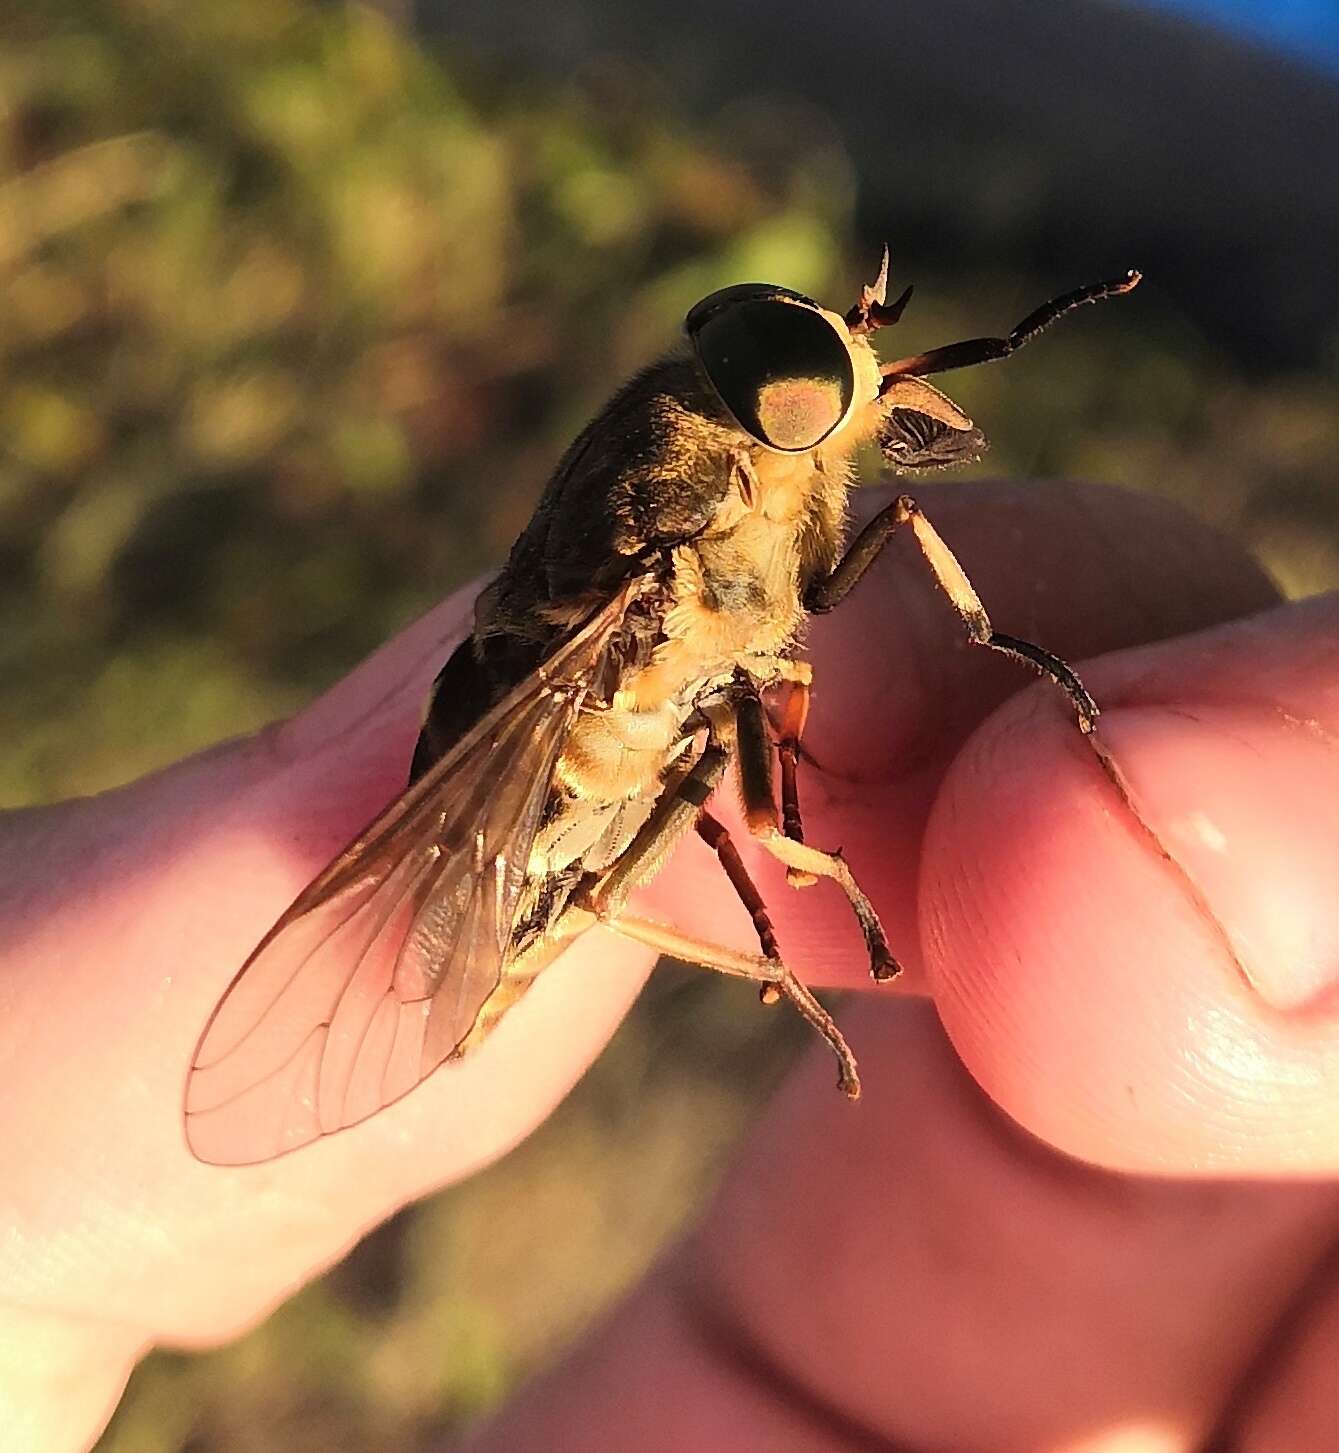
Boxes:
[684,254,980,482]
[686,250,1141,478]
[685,282,884,470]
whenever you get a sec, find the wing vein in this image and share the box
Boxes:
[184,576,656,1164]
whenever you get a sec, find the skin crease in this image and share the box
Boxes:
[5,480,1339,1450]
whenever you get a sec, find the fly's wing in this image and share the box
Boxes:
[185,580,650,1165]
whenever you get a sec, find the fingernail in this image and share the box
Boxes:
[1097,704,1339,1012]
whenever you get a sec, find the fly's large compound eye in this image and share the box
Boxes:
[686,285,857,452]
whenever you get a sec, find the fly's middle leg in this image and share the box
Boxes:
[773,674,810,849]
[734,690,901,983]
[742,674,817,888]
[599,908,861,1099]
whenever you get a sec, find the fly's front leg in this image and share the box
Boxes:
[735,692,901,983]
[806,493,1099,734]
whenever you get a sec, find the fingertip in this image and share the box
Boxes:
[921,601,1339,1175]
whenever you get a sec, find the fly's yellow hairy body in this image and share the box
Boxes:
[183,261,1136,1163]
[538,318,884,870]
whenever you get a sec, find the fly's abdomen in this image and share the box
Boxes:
[409,637,490,785]
[554,698,683,802]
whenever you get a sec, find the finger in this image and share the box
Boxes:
[468,1002,1339,1451]
[643,479,1279,988]
[686,1003,1339,1451]
[0,589,658,1350]
[0,476,1275,1354]
[1235,1251,1339,1451]
[926,591,1339,1173]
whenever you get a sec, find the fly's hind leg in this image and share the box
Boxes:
[599,895,861,1101]
[735,688,901,983]
[578,704,861,1097]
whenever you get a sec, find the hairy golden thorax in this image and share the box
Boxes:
[514,313,885,875]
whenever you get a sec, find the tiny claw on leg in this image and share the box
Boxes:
[871,946,902,983]
[774,967,862,1098]
[759,832,897,985]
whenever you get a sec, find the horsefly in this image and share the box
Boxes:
[185,253,1140,1163]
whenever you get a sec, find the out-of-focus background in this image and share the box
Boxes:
[2,1,1335,1447]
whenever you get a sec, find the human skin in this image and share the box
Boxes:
[4,480,1339,1450]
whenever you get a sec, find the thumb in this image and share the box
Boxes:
[926,592,1339,1174]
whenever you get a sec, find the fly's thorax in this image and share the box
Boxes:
[482,308,883,869]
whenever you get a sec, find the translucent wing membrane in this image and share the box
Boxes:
[185,584,646,1164]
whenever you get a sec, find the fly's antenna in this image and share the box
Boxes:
[879,269,1142,387]
[845,245,914,337]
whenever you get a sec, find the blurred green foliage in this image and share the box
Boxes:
[2,3,844,1450]
[4,2,1338,1451]
[6,2,1338,812]
[1,0,850,805]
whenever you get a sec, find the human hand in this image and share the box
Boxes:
[4,479,1332,1451]
[465,481,1339,1451]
